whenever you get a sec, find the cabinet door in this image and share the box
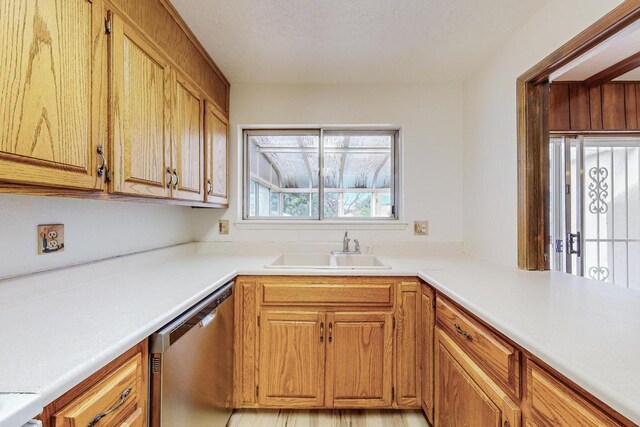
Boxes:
[171,72,204,201]
[326,312,393,408]
[525,359,620,427]
[0,0,107,190]
[435,328,520,427]
[421,285,435,423]
[258,311,325,407]
[204,101,229,205]
[396,281,421,407]
[110,12,171,198]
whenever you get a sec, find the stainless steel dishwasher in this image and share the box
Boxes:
[149,281,234,427]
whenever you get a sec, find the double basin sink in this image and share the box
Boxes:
[265,253,391,270]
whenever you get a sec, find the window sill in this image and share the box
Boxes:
[234,220,409,230]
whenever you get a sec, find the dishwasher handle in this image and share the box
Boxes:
[199,309,218,328]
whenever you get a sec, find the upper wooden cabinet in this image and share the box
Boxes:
[171,71,204,201]
[0,0,230,207]
[0,0,107,191]
[204,101,229,206]
[109,12,172,198]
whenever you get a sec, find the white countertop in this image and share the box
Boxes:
[0,243,639,425]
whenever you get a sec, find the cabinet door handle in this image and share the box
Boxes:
[207,179,213,195]
[454,323,473,341]
[320,322,324,343]
[97,145,107,178]
[173,169,179,189]
[166,168,172,189]
[328,322,333,343]
[87,387,132,427]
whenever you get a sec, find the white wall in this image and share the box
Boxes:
[193,83,464,247]
[0,195,194,279]
[463,0,624,266]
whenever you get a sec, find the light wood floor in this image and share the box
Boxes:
[227,409,430,427]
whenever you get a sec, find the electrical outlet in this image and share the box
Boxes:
[414,221,429,236]
[219,220,229,235]
[38,224,65,254]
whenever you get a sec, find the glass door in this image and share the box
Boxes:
[550,136,640,289]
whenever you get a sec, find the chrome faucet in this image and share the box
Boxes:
[334,232,361,254]
[342,231,350,252]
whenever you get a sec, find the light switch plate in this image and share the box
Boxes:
[38,224,65,254]
[219,220,229,235]
[414,221,429,236]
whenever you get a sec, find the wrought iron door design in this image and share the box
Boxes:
[550,136,640,289]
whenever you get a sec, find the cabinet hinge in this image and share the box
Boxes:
[256,385,259,398]
[257,315,260,327]
[105,12,112,35]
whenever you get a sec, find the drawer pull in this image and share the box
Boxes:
[454,323,473,341]
[87,386,132,427]
[328,322,333,343]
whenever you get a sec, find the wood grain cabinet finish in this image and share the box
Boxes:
[436,296,522,399]
[420,283,435,423]
[259,277,394,307]
[435,328,521,427]
[326,312,393,408]
[109,11,172,198]
[258,311,326,408]
[0,0,107,191]
[204,101,229,206]
[40,341,148,427]
[525,360,621,427]
[171,71,204,201]
[395,281,421,408]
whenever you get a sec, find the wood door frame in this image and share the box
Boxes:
[517,1,640,270]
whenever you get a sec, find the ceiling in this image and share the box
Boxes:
[170,0,547,84]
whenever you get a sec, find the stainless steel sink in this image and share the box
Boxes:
[265,253,391,270]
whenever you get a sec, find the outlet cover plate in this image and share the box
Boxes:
[219,220,230,235]
[414,221,429,236]
[38,224,65,254]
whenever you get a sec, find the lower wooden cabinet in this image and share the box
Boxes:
[525,359,621,427]
[40,341,148,427]
[435,328,521,427]
[326,312,393,408]
[256,310,393,409]
[258,311,325,407]
[396,281,421,407]
[420,283,435,423]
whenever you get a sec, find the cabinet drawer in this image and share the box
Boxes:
[436,296,521,397]
[260,278,394,306]
[527,361,620,427]
[54,354,145,427]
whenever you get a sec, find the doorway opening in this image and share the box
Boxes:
[549,136,640,288]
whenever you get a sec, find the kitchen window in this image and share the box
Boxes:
[243,129,399,220]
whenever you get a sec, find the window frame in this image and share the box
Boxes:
[242,127,400,221]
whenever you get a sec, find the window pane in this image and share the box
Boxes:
[323,133,393,218]
[246,132,320,218]
[245,129,396,220]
